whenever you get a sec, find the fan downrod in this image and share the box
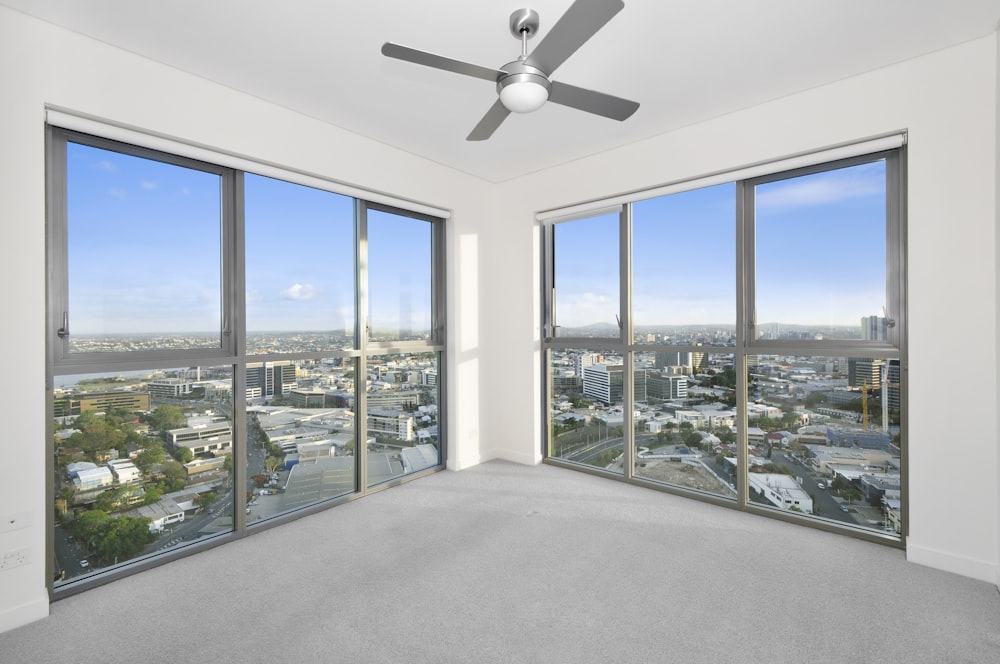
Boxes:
[509,8,540,39]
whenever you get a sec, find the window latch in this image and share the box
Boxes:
[57,312,70,339]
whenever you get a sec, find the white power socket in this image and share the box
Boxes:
[0,547,30,572]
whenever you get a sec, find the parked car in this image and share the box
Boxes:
[817,482,826,490]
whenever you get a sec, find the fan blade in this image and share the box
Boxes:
[381,42,503,82]
[548,81,639,121]
[524,0,624,76]
[467,100,511,141]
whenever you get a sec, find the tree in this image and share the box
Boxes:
[68,413,127,459]
[93,515,155,564]
[134,439,166,470]
[683,431,703,449]
[194,492,218,510]
[143,487,161,504]
[94,487,126,513]
[842,487,864,505]
[148,404,186,432]
[173,446,194,464]
[159,460,187,491]
[75,509,110,550]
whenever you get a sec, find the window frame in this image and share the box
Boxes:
[47,128,239,370]
[541,143,907,546]
[742,150,906,354]
[45,123,448,596]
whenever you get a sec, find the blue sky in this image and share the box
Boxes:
[68,141,884,336]
[67,143,221,335]
[67,143,432,336]
[554,160,887,330]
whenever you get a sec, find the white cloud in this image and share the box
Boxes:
[756,164,884,212]
[281,283,316,300]
[109,188,126,200]
[141,180,159,190]
[95,160,117,172]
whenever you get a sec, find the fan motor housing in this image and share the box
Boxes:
[497,61,551,91]
[509,8,540,39]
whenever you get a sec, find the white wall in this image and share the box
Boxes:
[996,27,1000,589]
[489,36,1000,584]
[0,6,490,633]
[2,2,998,636]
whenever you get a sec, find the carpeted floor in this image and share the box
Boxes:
[2,460,999,663]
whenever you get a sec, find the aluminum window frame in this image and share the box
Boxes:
[45,124,448,597]
[541,143,907,547]
[47,127,240,371]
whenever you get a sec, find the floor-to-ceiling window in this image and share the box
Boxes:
[47,125,446,590]
[543,140,905,543]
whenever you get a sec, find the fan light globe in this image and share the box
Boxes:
[499,79,549,113]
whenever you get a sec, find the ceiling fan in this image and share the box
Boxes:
[381,0,640,141]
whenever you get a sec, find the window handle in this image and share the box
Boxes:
[882,306,896,329]
[57,311,70,339]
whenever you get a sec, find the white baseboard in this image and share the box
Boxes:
[0,593,48,635]
[906,539,998,584]
[485,446,542,467]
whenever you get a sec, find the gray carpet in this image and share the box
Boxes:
[2,460,999,663]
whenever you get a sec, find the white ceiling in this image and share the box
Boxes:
[4,0,1000,182]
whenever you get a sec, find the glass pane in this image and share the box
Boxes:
[633,183,736,345]
[367,210,433,342]
[547,349,625,474]
[553,213,620,338]
[246,358,356,521]
[633,351,737,500]
[754,160,887,339]
[747,354,901,535]
[54,366,234,584]
[365,353,440,487]
[244,174,355,353]
[66,142,222,352]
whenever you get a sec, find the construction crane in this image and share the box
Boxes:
[860,381,873,431]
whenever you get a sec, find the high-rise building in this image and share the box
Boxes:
[886,359,901,413]
[246,361,297,400]
[848,358,885,389]
[654,351,691,369]
[582,364,646,404]
[574,352,605,377]
[646,373,688,400]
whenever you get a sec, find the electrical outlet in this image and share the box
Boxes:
[0,547,30,572]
